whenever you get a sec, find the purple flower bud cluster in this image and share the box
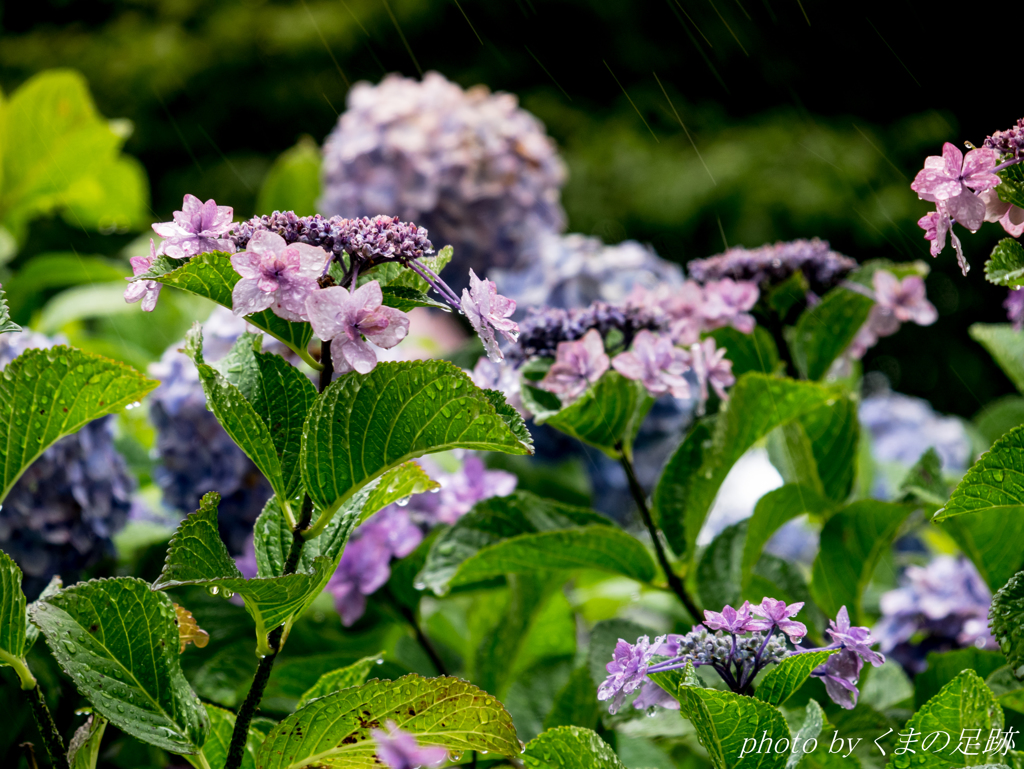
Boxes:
[325,454,516,626]
[599,599,882,713]
[0,331,134,598]
[984,118,1024,159]
[873,556,997,674]
[686,239,857,294]
[320,72,567,283]
[510,302,666,362]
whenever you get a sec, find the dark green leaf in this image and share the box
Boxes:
[30,577,209,754]
[990,571,1024,680]
[380,285,451,312]
[0,549,33,688]
[648,660,703,700]
[417,491,611,595]
[706,326,781,377]
[789,287,874,380]
[970,324,1024,396]
[766,420,823,497]
[153,492,243,587]
[525,371,654,459]
[544,667,601,731]
[898,448,949,507]
[0,345,157,502]
[997,162,1024,210]
[754,652,834,707]
[936,423,1024,521]
[678,686,790,769]
[986,666,1024,714]
[797,396,859,502]
[296,653,385,710]
[698,521,747,609]
[654,373,837,560]
[986,240,1024,288]
[767,271,810,319]
[810,500,914,622]
[68,714,108,769]
[914,648,1007,709]
[522,727,625,769]
[256,674,522,769]
[300,360,532,534]
[945,509,1024,593]
[742,485,828,586]
[200,703,263,769]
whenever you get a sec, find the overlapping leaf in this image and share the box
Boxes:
[0,345,157,502]
[990,571,1024,680]
[935,423,1024,521]
[68,715,108,769]
[30,577,209,754]
[201,703,264,769]
[256,674,522,769]
[985,239,1024,288]
[678,686,790,769]
[296,653,384,710]
[522,727,625,769]
[789,287,874,380]
[0,285,19,333]
[741,484,828,585]
[698,521,747,609]
[707,327,780,377]
[0,550,33,688]
[754,652,834,707]
[970,324,1024,395]
[301,360,532,525]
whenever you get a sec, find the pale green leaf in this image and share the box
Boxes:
[789,287,874,380]
[754,651,834,707]
[68,714,108,769]
[797,396,859,502]
[654,373,837,559]
[0,549,33,688]
[360,461,439,524]
[522,727,625,769]
[0,285,19,333]
[256,674,522,769]
[742,484,828,586]
[986,666,1024,714]
[256,137,321,217]
[971,324,1024,396]
[417,491,611,595]
[786,700,824,769]
[198,703,263,769]
[986,240,1024,288]
[3,253,127,320]
[648,660,703,700]
[859,661,913,711]
[678,686,790,769]
[38,282,140,332]
[0,345,157,502]
[30,577,209,754]
[296,653,385,710]
[990,571,1024,680]
[810,500,914,622]
[300,360,532,531]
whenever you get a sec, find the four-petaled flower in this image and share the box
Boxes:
[540,328,609,402]
[598,635,663,715]
[872,271,938,326]
[124,239,163,312]
[152,194,236,257]
[371,721,448,769]
[812,649,863,710]
[461,269,518,362]
[911,143,1000,232]
[827,606,886,667]
[230,230,330,322]
[612,330,691,399]
[747,597,807,641]
[306,281,410,375]
[703,602,756,634]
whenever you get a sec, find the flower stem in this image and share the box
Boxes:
[616,445,701,621]
[26,684,69,769]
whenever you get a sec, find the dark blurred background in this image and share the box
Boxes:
[0,0,1013,415]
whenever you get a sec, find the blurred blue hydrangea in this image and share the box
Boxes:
[149,308,274,554]
[319,71,567,285]
[0,331,134,598]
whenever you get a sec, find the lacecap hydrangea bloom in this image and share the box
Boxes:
[319,71,567,283]
[846,269,938,360]
[0,331,134,598]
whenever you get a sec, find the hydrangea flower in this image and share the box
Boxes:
[687,238,858,294]
[151,194,235,257]
[598,635,663,715]
[461,269,518,362]
[611,330,690,400]
[123,239,163,312]
[305,281,410,374]
[540,329,610,402]
[510,301,664,362]
[688,337,735,411]
[230,231,330,322]
[703,602,756,633]
[981,189,1024,238]
[873,556,996,673]
[747,598,807,641]
[1006,289,1024,331]
[846,270,938,360]
[984,117,1024,159]
[911,143,1001,230]
[320,71,566,284]
[701,279,758,334]
[812,649,863,710]
[826,606,885,667]
[0,331,134,598]
[372,722,448,769]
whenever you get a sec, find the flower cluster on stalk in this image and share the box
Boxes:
[598,599,884,714]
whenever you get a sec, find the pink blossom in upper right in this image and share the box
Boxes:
[230,230,329,321]
[611,330,690,399]
[911,143,1000,232]
[540,328,610,402]
[152,194,236,257]
[372,722,448,769]
[982,188,1024,238]
[461,269,518,362]
[872,270,938,326]
[124,239,163,312]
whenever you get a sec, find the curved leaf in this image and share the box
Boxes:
[678,686,790,769]
[0,285,19,334]
[986,239,1024,288]
[0,550,33,688]
[30,577,209,754]
[970,323,1024,396]
[200,703,264,769]
[296,653,385,710]
[754,651,834,707]
[0,345,157,502]
[742,485,828,585]
[789,287,874,380]
[990,571,1024,680]
[522,727,625,769]
[935,423,1024,521]
[256,674,522,769]
[68,714,108,769]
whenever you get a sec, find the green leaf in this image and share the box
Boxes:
[859,661,913,711]
[256,137,321,217]
[975,396,1024,447]
[810,500,914,622]
[296,653,384,710]
[4,253,132,320]
[935,423,1024,521]
[256,674,522,769]
[147,252,314,359]
[522,727,625,769]
[997,162,1024,210]
[677,686,790,769]
[915,648,1007,708]
[544,667,601,731]
[706,326,781,377]
[789,286,874,380]
[898,447,949,507]
[380,285,451,312]
[360,246,454,294]
[986,240,1024,288]
[199,703,264,769]
[417,491,612,594]
[0,345,157,502]
[68,714,108,769]
[787,700,825,769]
[945,509,1024,593]
[30,577,209,754]
[754,651,835,707]
[0,285,19,333]
[698,521,747,609]
[797,396,860,502]
[0,549,34,688]
[971,324,1024,395]
[648,660,703,700]
[654,373,837,560]
[153,493,336,656]
[766,420,823,497]
[360,461,439,524]
[300,360,532,532]
[895,670,1004,769]
[523,371,653,459]
[986,666,1024,714]
[742,485,828,586]
[990,571,1024,680]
